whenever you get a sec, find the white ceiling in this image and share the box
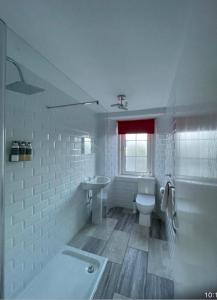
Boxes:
[0,0,188,112]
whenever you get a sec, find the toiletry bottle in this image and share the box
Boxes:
[10,141,20,162]
[26,142,32,161]
[19,141,26,161]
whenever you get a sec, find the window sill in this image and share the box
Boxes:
[115,174,155,182]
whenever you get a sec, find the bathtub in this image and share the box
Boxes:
[16,246,108,299]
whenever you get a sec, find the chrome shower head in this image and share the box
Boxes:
[6,81,45,95]
[6,56,45,95]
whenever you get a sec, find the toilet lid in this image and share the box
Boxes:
[136,194,155,206]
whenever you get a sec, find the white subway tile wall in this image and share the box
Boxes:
[111,178,138,209]
[104,118,119,178]
[96,117,118,209]
[176,115,217,180]
[154,115,176,281]
[4,85,96,296]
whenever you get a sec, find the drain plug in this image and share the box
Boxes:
[87,265,94,273]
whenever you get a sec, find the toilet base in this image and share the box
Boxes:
[139,213,151,227]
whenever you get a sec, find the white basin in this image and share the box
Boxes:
[82,176,110,191]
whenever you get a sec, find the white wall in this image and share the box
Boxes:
[96,116,118,209]
[4,63,97,297]
[110,177,137,209]
[154,116,175,218]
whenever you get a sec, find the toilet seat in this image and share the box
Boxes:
[136,194,155,207]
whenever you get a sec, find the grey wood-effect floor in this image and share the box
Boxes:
[68,208,174,299]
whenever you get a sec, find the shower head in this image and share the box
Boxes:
[6,56,45,95]
[6,81,45,95]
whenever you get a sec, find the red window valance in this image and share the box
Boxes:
[118,119,155,134]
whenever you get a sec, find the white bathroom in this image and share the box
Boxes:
[0,1,217,299]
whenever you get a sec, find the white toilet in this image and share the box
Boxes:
[136,177,155,227]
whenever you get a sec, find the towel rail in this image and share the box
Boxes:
[172,212,178,233]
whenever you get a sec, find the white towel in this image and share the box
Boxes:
[161,181,170,212]
[167,187,175,218]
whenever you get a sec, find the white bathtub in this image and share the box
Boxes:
[16,246,108,299]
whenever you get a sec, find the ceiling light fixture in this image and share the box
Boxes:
[110,94,128,110]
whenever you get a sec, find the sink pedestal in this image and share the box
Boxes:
[92,190,103,224]
[81,176,110,225]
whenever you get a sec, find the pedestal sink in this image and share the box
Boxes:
[82,176,111,224]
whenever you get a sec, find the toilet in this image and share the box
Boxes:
[136,177,155,227]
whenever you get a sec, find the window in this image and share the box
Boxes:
[120,133,153,175]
